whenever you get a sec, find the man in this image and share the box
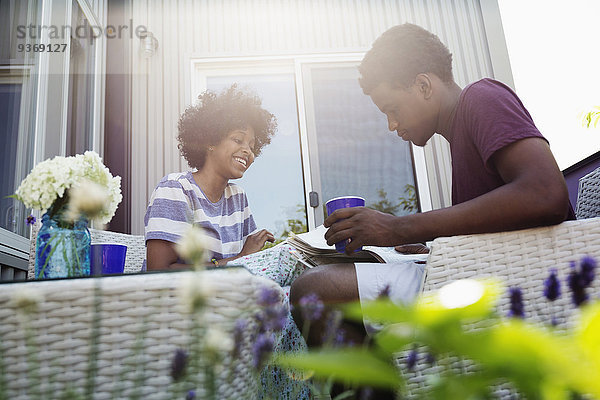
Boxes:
[290,23,574,398]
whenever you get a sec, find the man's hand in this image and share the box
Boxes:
[323,207,400,254]
[240,229,275,256]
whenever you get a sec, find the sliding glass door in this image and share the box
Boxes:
[301,62,419,226]
[192,56,426,233]
[193,64,307,241]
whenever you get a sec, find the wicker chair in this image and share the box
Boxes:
[576,166,600,219]
[27,222,146,279]
[402,217,600,397]
[0,268,281,400]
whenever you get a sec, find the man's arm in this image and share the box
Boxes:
[324,137,570,253]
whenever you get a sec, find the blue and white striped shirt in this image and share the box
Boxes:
[144,171,258,260]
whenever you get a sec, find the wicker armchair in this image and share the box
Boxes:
[576,166,600,219]
[402,217,600,398]
[0,268,281,400]
[27,222,146,279]
[424,217,600,321]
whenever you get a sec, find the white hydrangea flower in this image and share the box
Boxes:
[14,151,122,224]
[175,225,209,266]
[204,327,234,354]
[11,287,44,315]
[179,274,215,313]
[66,179,110,223]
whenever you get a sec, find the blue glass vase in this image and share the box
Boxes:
[35,212,91,279]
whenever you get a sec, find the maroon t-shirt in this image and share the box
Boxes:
[449,78,575,219]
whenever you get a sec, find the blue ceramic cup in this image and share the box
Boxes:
[90,244,127,275]
[325,196,366,253]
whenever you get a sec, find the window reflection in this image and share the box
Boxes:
[0,0,38,238]
[206,74,308,239]
[66,0,95,156]
[308,66,419,217]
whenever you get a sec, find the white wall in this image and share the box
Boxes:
[498,0,600,170]
[129,0,506,234]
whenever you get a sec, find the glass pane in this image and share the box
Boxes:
[0,0,39,238]
[206,74,307,240]
[66,1,95,156]
[308,66,419,218]
[0,84,25,234]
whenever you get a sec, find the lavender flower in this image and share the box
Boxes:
[507,287,525,318]
[359,387,374,400]
[258,287,281,307]
[425,352,436,365]
[26,215,36,225]
[257,305,288,332]
[252,332,274,370]
[568,263,589,307]
[543,269,561,301]
[580,256,597,287]
[170,348,188,381]
[406,348,418,371]
[334,329,346,347]
[298,293,324,322]
[186,390,196,400]
[232,319,247,357]
[321,310,343,346]
[377,284,391,299]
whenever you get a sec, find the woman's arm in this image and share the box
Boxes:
[146,239,191,271]
[147,229,275,269]
[212,229,275,265]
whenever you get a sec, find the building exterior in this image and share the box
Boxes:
[1,0,514,280]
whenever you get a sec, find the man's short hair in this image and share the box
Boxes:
[359,23,454,94]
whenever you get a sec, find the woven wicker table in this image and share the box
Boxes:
[0,268,283,400]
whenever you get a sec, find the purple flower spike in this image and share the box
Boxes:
[406,348,418,371]
[252,332,274,370]
[580,256,597,287]
[568,267,589,307]
[507,287,525,318]
[377,284,391,299]
[543,269,561,301]
[299,293,325,322]
[186,390,196,400]
[258,306,288,332]
[425,352,436,365]
[26,215,36,225]
[258,287,281,307]
[233,319,247,357]
[170,348,188,382]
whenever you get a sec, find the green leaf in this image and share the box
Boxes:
[343,299,412,325]
[275,349,402,389]
[374,324,415,354]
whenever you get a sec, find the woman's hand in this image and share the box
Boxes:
[240,229,275,256]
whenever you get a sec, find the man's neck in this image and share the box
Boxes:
[436,81,463,142]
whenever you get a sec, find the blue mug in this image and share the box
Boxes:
[325,196,366,253]
[90,244,127,275]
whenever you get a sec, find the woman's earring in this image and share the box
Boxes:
[208,147,213,151]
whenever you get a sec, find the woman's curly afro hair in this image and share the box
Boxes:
[177,84,277,170]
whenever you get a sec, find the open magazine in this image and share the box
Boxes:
[286,225,428,268]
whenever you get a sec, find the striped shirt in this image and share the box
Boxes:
[144,171,258,260]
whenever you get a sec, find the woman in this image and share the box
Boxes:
[144,84,310,399]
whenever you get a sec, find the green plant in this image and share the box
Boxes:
[583,106,600,128]
[369,185,418,216]
[277,272,600,399]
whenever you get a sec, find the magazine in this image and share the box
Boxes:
[286,225,428,268]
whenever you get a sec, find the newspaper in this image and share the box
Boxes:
[286,225,428,267]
